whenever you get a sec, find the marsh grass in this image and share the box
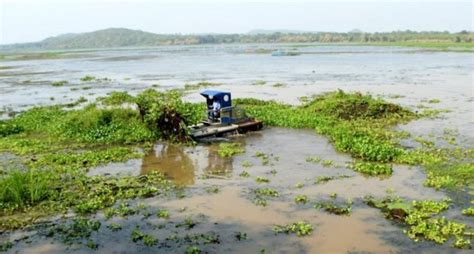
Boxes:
[0,169,54,209]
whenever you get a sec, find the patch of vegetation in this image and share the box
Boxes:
[237,90,416,163]
[0,171,174,230]
[461,207,474,216]
[272,82,286,88]
[252,80,266,86]
[205,185,220,194]
[51,80,68,87]
[80,75,96,82]
[0,169,54,209]
[239,171,250,177]
[351,161,393,176]
[314,174,351,184]
[364,196,471,249]
[217,142,244,158]
[252,188,279,207]
[131,229,158,246]
[241,160,253,167]
[104,202,138,219]
[255,176,270,184]
[273,221,313,236]
[106,222,122,232]
[314,199,353,215]
[157,209,170,219]
[184,81,220,91]
[0,241,13,252]
[50,218,101,247]
[294,195,309,204]
[254,151,270,165]
[254,188,279,197]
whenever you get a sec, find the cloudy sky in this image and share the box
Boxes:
[0,0,472,44]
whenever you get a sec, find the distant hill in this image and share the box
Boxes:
[247,29,312,34]
[1,28,473,51]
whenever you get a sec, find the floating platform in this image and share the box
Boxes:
[189,119,263,139]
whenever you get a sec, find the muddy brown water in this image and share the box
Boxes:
[6,128,470,254]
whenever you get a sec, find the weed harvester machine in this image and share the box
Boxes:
[189,90,263,139]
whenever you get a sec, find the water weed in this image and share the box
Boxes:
[273,221,313,236]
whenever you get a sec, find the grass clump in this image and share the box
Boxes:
[0,169,55,210]
[217,142,244,158]
[273,221,313,236]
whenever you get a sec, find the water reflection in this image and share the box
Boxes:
[141,144,196,186]
[88,142,234,186]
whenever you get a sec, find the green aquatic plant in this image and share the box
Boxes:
[322,160,334,167]
[364,196,471,249]
[80,75,96,82]
[0,241,13,252]
[205,185,220,194]
[427,99,441,104]
[184,81,219,91]
[273,221,313,237]
[51,218,101,246]
[314,174,351,184]
[157,209,170,219]
[235,232,248,241]
[314,199,352,215]
[131,229,158,246]
[217,142,244,158]
[294,195,309,204]
[236,91,415,163]
[106,222,122,232]
[461,207,474,216]
[0,171,174,230]
[239,171,250,177]
[255,176,270,184]
[241,160,253,167]
[295,182,304,188]
[176,217,197,230]
[254,188,279,197]
[103,202,138,219]
[254,198,268,207]
[272,82,286,88]
[51,80,68,87]
[254,151,270,165]
[351,161,393,176]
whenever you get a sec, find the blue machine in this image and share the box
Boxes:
[200,90,233,124]
[189,90,263,139]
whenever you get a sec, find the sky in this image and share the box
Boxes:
[0,0,473,44]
